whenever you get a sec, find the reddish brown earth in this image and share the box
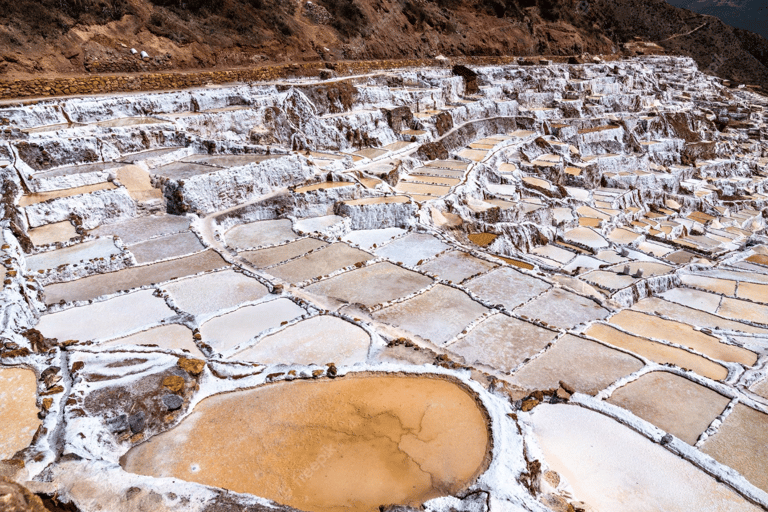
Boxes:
[0,0,767,90]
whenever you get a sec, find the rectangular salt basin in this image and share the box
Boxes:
[426,160,469,171]
[44,250,228,304]
[18,182,116,207]
[410,167,465,179]
[36,289,175,342]
[27,221,78,246]
[26,238,122,272]
[585,323,728,380]
[373,284,488,345]
[152,162,221,180]
[464,267,550,311]
[607,371,731,446]
[127,231,205,264]
[449,314,558,372]
[183,154,281,167]
[402,175,461,186]
[510,334,644,396]
[374,233,450,266]
[90,215,191,245]
[418,251,497,283]
[580,270,637,291]
[394,182,451,196]
[267,243,373,283]
[234,315,370,366]
[660,287,723,314]
[239,238,327,268]
[293,215,345,234]
[342,228,407,251]
[514,288,610,329]
[609,310,757,366]
[100,324,204,358]
[304,262,433,308]
[632,297,768,335]
[201,298,306,354]
[163,269,268,319]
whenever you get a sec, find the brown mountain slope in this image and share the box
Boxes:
[0,0,766,91]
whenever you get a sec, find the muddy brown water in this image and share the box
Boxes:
[121,374,491,512]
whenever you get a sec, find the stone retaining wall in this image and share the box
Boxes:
[0,56,534,101]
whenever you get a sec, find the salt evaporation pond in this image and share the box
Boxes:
[121,374,490,512]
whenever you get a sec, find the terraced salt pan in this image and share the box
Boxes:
[718,297,768,326]
[515,288,610,329]
[152,162,220,180]
[293,215,344,234]
[25,238,121,272]
[163,269,268,318]
[224,219,298,250]
[100,324,204,357]
[530,245,576,265]
[702,404,768,493]
[18,182,116,207]
[304,262,433,308]
[36,289,175,342]
[665,250,700,264]
[737,282,768,304]
[427,160,469,171]
[90,214,191,245]
[606,260,674,277]
[418,251,497,283]
[43,250,228,304]
[235,315,370,365]
[638,241,674,257]
[27,221,78,246]
[342,196,409,206]
[562,227,609,250]
[584,323,728,381]
[0,368,40,460]
[201,299,306,353]
[295,181,355,193]
[660,287,723,314]
[529,404,761,512]
[457,149,488,162]
[463,267,550,311]
[126,231,204,264]
[607,227,642,244]
[240,238,327,268]
[752,377,768,400]
[267,243,372,283]
[679,274,736,295]
[697,269,768,285]
[609,310,757,366]
[183,154,281,167]
[115,165,162,202]
[449,315,558,372]
[393,182,451,197]
[581,270,636,291]
[632,297,768,335]
[121,375,490,512]
[607,371,731,444]
[342,228,406,251]
[374,284,488,345]
[510,334,644,395]
[33,161,122,178]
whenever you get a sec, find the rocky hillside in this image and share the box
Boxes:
[664,0,767,40]
[0,0,767,91]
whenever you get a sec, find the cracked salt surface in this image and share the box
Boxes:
[3,55,768,512]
